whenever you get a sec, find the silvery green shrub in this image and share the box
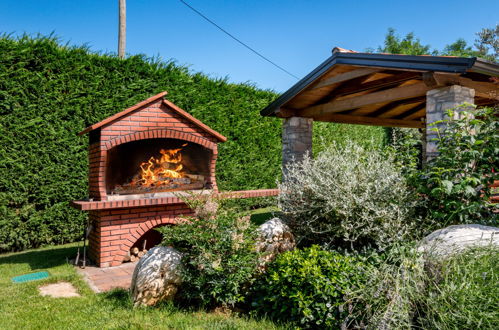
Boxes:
[278,142,419,251]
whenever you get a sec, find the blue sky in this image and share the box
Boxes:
[1,0,498,92]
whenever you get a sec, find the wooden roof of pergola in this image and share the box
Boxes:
[261,48,499,128]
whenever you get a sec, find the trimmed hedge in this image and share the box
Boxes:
[0,35,386,252]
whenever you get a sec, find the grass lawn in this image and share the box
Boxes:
[249,207,280,226]
[0,243,285,329]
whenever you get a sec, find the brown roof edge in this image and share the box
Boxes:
[78,91,168,135]
[162,99,227,142]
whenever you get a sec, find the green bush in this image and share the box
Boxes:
[418,248,499,329]
[251,245,369,329]
[158,200,259,308]
[411,106,498,225]
[352,246,499,329]
[0,34,386,252]
[279,142,420,251]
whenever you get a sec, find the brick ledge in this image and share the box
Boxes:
[72,189,279,211]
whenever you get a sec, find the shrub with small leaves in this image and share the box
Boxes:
[158,199,259,309]
[279,142,420,251]
[411,106,498,225]
[251,245,369,329]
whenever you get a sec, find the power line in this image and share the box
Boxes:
[178,0,299,80]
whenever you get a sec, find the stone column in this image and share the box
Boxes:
[424,85,475,162]
[282,117,313,180]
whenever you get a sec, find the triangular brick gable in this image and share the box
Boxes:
[79,92,226,142]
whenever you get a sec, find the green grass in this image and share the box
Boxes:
[249,207,280,226]
[0,243,286,329]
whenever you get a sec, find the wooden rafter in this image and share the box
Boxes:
[332,71,421,98]
[394,102,426,120]
[425,73,499,100]
[299,83,429,117]
[312,113,424,128]
[309,68,379,91]
[364,96,425,118]
[312,72,379,107]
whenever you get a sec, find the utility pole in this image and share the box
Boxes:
[118,0,126,58]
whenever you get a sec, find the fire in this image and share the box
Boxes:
[131,144,187,187]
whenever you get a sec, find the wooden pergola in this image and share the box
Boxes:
[262,48,498,127]
[260,47,499,172]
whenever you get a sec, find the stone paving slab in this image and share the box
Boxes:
[76,262,136,293]
[39,282,81,298]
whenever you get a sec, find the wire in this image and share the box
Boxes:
[178,0,299,80]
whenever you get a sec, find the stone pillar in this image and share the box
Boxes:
[424,85,475,162]
[282,117,313,180]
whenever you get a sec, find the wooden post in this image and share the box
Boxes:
[118,0,126,59]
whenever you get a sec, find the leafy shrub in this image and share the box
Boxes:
[278,142,420,251]
[386,127,422,174]
[251,245,369,329]
[353,245,499,329]
[411,106,498,225]
[158,200,259,308]
[0,34,386,252]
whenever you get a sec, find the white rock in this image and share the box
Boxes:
[256,217,296,269]
[417,224,499,258]
[130,246,182,307]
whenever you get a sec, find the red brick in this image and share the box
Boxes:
[110,229,130,235]
[101,245,120,252]
[120,223,137,229]
[139,211,156,217]
[111,209,130,215]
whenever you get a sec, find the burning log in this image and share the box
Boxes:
[185,174,205,182]
[110,146,209,196]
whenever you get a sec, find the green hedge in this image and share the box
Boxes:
[0,35,386,252]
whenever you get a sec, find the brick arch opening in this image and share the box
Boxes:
[110,206,193,266]
[132,224,167,251]
[105,129,217,151]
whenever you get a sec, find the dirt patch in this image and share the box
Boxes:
[38,282,80,298]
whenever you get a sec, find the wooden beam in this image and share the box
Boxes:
[309,68,379,91]
[422,72,440,88]
[333,72,421,97]
[427,73,499,100]
[394,103,426,120]
[300,83,429,117]
[366,96,425,118]
[275,107,295,118]
[313,113,424,128]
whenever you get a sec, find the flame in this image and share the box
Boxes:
[131,144,187,187]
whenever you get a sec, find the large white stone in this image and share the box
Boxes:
[256,217,296,270]
[417,224,499,258]
[130,246,183,307]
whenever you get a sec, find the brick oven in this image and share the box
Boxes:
[72,91,227,267]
